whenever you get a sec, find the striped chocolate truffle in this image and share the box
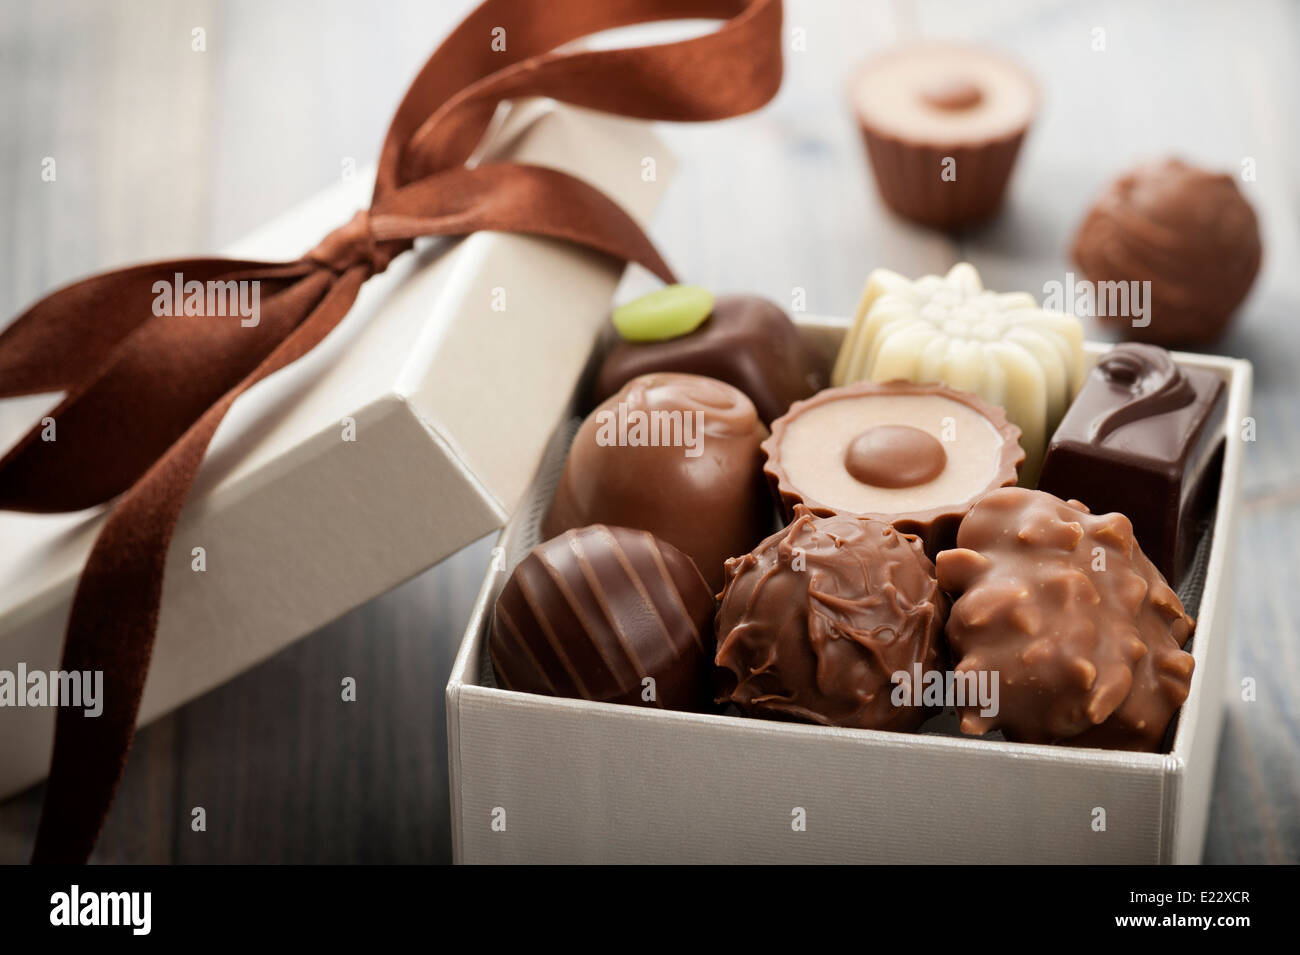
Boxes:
[489,525,716,711]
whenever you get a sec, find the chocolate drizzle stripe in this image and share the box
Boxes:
[574,530,650,696]
[525,551,598,700]
[493,602,561,697]
[559,531,641,694]
[639,529,708,655]
[593,528,663,705]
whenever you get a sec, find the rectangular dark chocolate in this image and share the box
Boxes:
[1038,345,1226,586]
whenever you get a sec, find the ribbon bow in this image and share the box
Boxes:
[0,0,783,863]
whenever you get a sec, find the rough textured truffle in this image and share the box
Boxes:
[714,507,947,732]
[1072,157,1261,346]
[544,372,771,591]
[593,295,820,425]
[490,525,716,712]
[936,488,1196,752]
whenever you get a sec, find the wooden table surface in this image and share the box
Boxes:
[1,0,1297,864]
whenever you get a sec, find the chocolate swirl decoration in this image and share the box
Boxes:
[1088,344,1196,443]
[0,0,785,863]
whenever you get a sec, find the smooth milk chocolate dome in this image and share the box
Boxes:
[490,525,716,711]
[1072,157,1261,346]
[715,507,948,732]
[544,372,771,591]
[936,488,1196,752]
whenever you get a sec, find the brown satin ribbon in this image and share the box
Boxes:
[0,0,783,863]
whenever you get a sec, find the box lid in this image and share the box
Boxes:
[0,99,674,796]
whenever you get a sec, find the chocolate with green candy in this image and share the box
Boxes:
[595,294,821,424]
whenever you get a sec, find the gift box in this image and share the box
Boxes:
[0,99,675,799]
[446,321,1251,864]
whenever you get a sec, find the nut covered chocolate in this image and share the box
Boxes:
[490,525,716,711]
[936,488,1196,752]
[544,372,771,591]
[715,507,947,732]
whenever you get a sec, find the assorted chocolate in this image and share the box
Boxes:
[936,489,1196,752]
[715,507,947,732]
[594,293,820,424]
[489,525,715,711]
[851,44,1037,229]
[544,371,770,592]
[1039,343,1226,585]
[832,263,1084,483]
[762,380,1023,554]
[491,277,1225,755]
[1072,158,1261,346]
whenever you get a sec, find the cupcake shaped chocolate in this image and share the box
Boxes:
[851,44,1037,229]
[1072,157,1262,346]
[544,372,771,591]
[762,380,1023,555]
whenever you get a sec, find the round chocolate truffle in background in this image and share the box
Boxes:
[544,372,771,592]
[935,488,1196,753]
[715,507,948,732]
[1072,157,1261,346]
[593,293,821,425]
[762,380,1024,556]
[850,44,1037,229]
[490,525,716,712]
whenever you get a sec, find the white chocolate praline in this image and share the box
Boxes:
[777,393,1005,515]
[833,263,1084,483]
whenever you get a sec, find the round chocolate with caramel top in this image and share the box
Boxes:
[936,488,1196,752]
[544,373,771,592]
[763,381,1023,555]
[715,507,947,732]
[491,525,715,711]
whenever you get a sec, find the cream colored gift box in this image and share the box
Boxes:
[447,321,1250,865]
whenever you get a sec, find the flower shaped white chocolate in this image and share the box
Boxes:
[832,263,1084,482]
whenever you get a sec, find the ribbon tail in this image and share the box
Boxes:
[0,265,328,513]
[30,266,368,864]
[0,258,311,399]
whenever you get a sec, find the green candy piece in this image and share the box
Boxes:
[611,285,714,342]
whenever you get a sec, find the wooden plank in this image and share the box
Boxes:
[2,0,1298,864]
